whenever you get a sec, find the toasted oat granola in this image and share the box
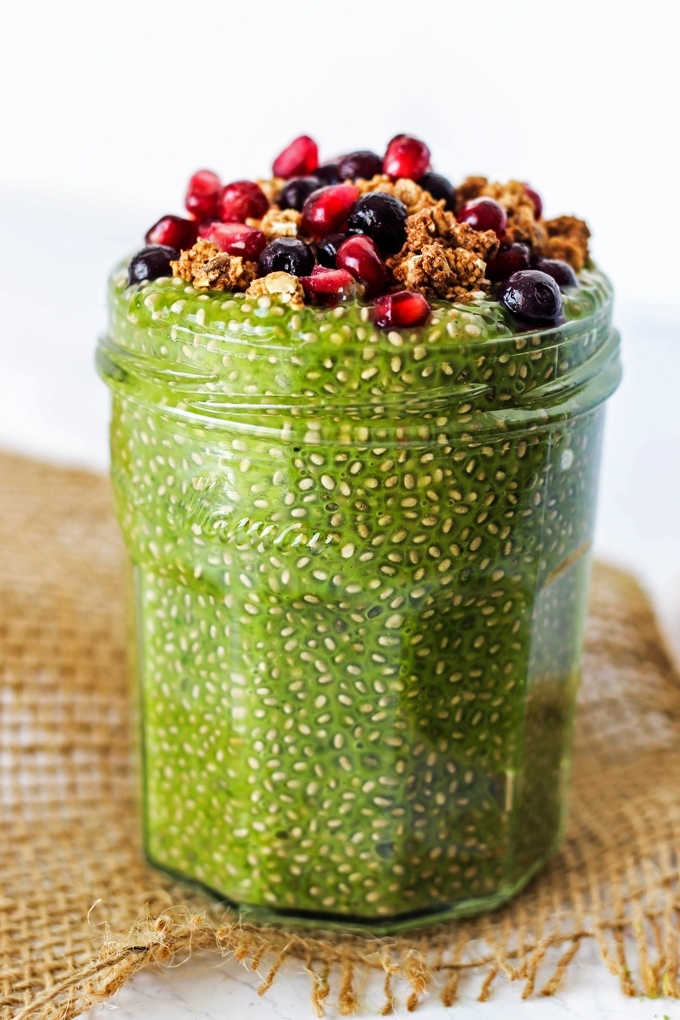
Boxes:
[249,207,302,240]
[245,271,305,309]
[543,216,591,272]
[171,239,257,291]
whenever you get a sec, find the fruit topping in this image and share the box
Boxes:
[301,184,360,239]
[522,183,543,219]
[457,197,508,236]
[314,163,340,186]
[498,270,564,326]
[534,258,578,289]
[337,151,383,182]
[383,135,430,181]
[185,170,222,221]
[145,215,198,251]
[257,237,315,278]
[336,235,386,297]
[198,221,267,261]
[346,192,407,257]
[273,135,319,179]
[278,176,323,212]
[373,290,431,329]
[486,242,531,283]
[316,232,349,268]
[417,171,456,210]
[127,245,178,286]
[220,181,269,223]
[300,266,355,297]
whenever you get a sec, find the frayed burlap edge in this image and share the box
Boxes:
[3,451,680,1019]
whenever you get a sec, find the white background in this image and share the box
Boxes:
[2,1,680,1016]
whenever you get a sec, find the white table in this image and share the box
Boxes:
[2,187,679,1018]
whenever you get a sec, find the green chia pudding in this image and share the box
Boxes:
[98,134,621,931]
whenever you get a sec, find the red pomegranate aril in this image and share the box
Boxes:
[457,197,508,236]
[185,169,222,220]
[273,135,319,178]
[336,235,386,297]
[198,221,267,260]
[373,291,431,329]
[220,180,269,223]
[145,214,198,250]
[523,183,543,219]
[383,134,431,181]
[301,184,360,239]
[301,267,355,296]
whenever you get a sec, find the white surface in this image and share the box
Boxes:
[1,0,679,308]
[1,191,679,1018]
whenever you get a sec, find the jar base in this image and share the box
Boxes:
[144,845,560,936]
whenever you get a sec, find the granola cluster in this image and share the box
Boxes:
[171,239,256,291]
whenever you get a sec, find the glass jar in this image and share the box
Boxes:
[98,265,620,933]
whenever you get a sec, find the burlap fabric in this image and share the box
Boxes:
[2,450,680,1019]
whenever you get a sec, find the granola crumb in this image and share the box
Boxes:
[171,239,256,291]
[543,215,591,271]
[249,207,301,240]
[256,177,285,205]
[246,271,305,309]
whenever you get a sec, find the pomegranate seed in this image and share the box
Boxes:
[336,235,386,297]
[523,183,543,219]
[373,291,431,329]
[486,242,531,283]
[198,221,267,260]
[273,135,319,178]
[301,184,360,239]
[301,266,355,297]
[457,197,507,236]
[185,169,222,221]
[145,215,198,250]
[383,134,430,180]
[220,180,269,223]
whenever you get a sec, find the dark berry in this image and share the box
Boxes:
[278,176,322,212]
[127,246,178,287]
[457,197,507,236]
[145,215,197,251]
[534,258,578,289]
[523,183,543,219]
[257,238,315,278]
[337,151,383,181]
[301,267,355,299]
[417,171,456,210]
[336,235,386,297]
[199,221,267,260]
[498,270,564,326]
[373,291,431,329]
[486,242,531,283]
[273,135,319,178]
[347,192,407,257]
[316,233,348,268]
[220,181,269,223]
[185,169,222,220]
[383,134,430,180]
[314,163,340,186]
[301,184,360,239]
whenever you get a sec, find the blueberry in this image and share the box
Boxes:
[127,245,178,286]
[486,242,531,283]
[346,192,407,257]
[417,171,456,210]
[314,163,340,186]
[278,175,322,212]
[337,151,383,181]
[534,258,578,290]
[498,270,564,326]
[316,232,349,268]
[257,238,315,277]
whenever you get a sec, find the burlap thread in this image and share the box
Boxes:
[2,450,680,1018]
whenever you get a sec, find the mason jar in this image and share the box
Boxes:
[98,264,620,933]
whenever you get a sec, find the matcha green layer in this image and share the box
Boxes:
[99,267,620,928]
